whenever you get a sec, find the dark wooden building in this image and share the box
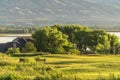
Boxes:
[0,37,32,53]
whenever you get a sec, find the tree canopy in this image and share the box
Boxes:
[32,27,73,54]
[32,24,120,54]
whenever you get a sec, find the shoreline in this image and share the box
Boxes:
[0,34,31,37]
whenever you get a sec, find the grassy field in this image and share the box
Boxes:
[0,53,120,80]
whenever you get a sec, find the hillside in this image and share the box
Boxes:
[0,0,120,25]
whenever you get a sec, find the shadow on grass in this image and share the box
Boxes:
[0,61,11,66]
[47,60,105,65]
[11,53,43,57]
[94,63,120,69]
[42,55,75,59]
[63,68,98,73]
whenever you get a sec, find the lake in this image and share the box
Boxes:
[0,34,31,43]
[0,37,16,43]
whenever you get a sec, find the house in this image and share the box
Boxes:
[0,36,33,53]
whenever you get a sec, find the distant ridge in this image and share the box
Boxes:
[0,0,120,25]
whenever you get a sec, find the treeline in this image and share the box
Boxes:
[32,24,120,54]
[90,25,120,31]
[0,26,38,34]
[1,25,120,34]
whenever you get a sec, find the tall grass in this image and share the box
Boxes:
[0,53,120,79]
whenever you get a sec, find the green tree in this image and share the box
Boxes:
[52,24,90,54]
[91,30,110,54]
[109,34,119,54]
[32,27,73,54]
[22,42,37,53]
[52,24,89,43]
[73,26,93,54]
[32,27,49,52]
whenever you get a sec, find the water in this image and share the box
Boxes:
[0,34,31,43]
[0,37,16,43]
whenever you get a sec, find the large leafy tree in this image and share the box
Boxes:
[32,28,48,52]
[74,30,91,53]
[52,24,89,43]
[52,24,91,54]
[90,30,110,54]
[109,34,119,54]
[32,27,73,53]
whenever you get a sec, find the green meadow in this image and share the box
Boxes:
[0,53,120,80]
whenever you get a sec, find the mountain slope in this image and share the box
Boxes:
[0,0,120,25]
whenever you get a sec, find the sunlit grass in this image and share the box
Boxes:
[0,53,120,79]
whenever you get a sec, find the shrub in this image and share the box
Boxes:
[0,61,11,66]
[6,48,20,54]
[22,42,37,53]
[0,73,23,80]
[34,56,41,60]
[34,56,46,63]
[54,47,66,54]
[11,53,44,57]
[34,75,45,80]
[19,58,29,63]
[68,48,80,55]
